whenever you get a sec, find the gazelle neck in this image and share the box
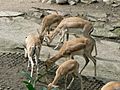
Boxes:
[83,32,91,38]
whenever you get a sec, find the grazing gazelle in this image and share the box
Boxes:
[48,59,82,90]
[24,30,44,77]
[44,33,97,76]
[41,13,63,35]
[44,16,94,46]
[101,81,120,90]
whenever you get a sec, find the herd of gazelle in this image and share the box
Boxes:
[24,13,118,90]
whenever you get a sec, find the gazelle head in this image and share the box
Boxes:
[44,35,52,46]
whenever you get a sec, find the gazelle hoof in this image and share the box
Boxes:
[66,86,70,90]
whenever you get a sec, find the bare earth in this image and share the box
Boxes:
[0,0,120,90]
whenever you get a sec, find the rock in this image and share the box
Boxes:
[0,11,24,17]
[92,28,118,38]
[93,22,105,28]
[68,0,80,5]
[93,21,119,38]
[88,12,107,18]
[0,16,40,46]
[97,18,107,22]
[81,0,98,4]
[68,0,77,5]
[105,24,114,31]
[107,15,119,23]
[56,0,67,4]
[42,0,80,4]
[88,12,107,21]
[47,0,56,4]
[75,0,79,3]
[103,0,114,4]
[81,0,90,4]
[112,3,120,7]
[87,16,97,22]
[112,21,120,28]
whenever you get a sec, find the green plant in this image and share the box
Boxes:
[20,70,59,90]
[20,70,36,90]
[23,81,36,90]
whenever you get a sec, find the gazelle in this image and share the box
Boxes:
[45,33,97,76]
[44,17,93,46]
[48,59,82,90]
[101,81,120,90]
[24,30,44,77]
[41,13,63,35]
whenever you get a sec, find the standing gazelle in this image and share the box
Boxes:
[101,81,120,90]
[48,59,82,90]
[45,33,97,76]
[24,30,44,77]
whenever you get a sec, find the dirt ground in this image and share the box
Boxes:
[0,0,120,90]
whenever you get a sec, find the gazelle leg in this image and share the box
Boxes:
[54,29,67,50]
[54,43,60,50]
[28,56,34,77]
[35,56,38,75]
[35,47,40,75]
[65,74,68,90]
[77,74,83,90]
[67,75,75,89]
[66,28,69,41]
[66,33,69,41]
[79,54,89,74]
[27,60,30,71]
[24,48,28,58]
[94,41,97,57]
[87,54,97,76]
